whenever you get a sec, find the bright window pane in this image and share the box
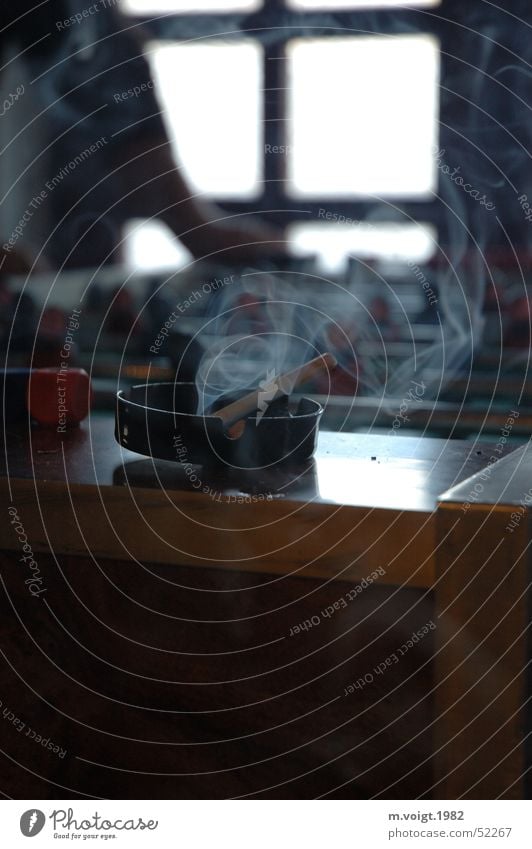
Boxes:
[123,220,191,272]
[123,0,260,13]
[288,35,440,197]
[289,222,436,273]
[147,41,262,197]
[289,0,439,8]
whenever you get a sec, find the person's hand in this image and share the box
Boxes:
[114,137,288,263]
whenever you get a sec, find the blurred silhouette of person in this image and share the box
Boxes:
[0,2,282,271]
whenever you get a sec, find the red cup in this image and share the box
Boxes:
[27,368,92,428]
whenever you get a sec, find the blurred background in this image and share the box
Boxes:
[1,0,531,441]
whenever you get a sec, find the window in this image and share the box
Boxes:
[287,35,439,197]
[289,221,436,272]
[122,0,442,270]
[148,41,263,197]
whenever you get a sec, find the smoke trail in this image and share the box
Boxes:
[194,271,363,414]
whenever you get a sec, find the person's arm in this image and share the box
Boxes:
[111,135,285,262]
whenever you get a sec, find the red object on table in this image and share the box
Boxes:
[27,368,92,428]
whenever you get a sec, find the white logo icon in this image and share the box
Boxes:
[256,370,279,424]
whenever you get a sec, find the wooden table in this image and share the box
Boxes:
[0,415,528,799]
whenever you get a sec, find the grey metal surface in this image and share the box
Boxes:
[439,440,532,506]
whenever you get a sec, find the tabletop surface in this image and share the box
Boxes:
[0,413,509,513]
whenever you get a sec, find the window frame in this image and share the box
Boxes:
[123,0,448,237]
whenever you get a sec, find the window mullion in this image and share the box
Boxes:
[263,39,288,211]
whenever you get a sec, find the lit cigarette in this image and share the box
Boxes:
[214,352,337,430]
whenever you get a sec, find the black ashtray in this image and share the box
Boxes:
[115,383,323,469]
